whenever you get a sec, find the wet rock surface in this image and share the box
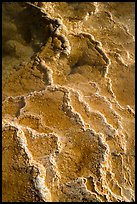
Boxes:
[2,2,135,202]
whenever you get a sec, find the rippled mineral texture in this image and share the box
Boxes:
[2,2,135,202]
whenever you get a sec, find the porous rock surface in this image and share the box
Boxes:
[2,2,135,202]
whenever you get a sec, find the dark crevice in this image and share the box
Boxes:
[16,97,26,118]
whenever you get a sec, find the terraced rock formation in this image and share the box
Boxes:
[2,2,135,202]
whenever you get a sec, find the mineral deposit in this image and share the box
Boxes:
[2,2,135,202]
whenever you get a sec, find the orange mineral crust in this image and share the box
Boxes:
[2,2,135,202]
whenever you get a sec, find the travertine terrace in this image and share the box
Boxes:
[2,2,135,202]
